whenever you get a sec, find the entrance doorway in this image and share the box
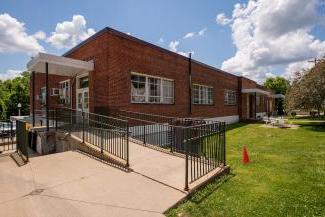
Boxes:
[76,75,89,113]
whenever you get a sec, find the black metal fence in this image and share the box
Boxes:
[32,110,56,127]
[108,109,226,190]
[56,108,129,166]
[16,120,29,162]
[0,120,16,153]
[184,122,226,190]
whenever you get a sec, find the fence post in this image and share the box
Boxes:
[55,109,58,131]
[223,122,226,166]
[10,121,13,142]
[184,138,189,191]
[170,124,173,153]
[143,124,146,145]
[82,111,85,143]
[126,122,129,167]
[100,129,104,154]
[69,109,72,135]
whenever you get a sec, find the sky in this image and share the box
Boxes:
[0,0,324,83]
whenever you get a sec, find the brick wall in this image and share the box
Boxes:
[30,73,71,112]
[30,28,275,120]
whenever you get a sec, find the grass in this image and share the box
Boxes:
[166,120,325,217]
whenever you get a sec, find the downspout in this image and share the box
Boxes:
[70,76,76,110]
[45,62,49,132]
[188,53,192,116]
[32,71,35,127]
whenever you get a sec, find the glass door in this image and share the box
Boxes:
[76,88,89,113]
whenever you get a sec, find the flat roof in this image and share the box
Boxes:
[27,52,94,76]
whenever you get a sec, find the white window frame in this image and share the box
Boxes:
[51,88,60,96]
[131,72,174,104]
[40,87,46,105]
[192,84,213,105]
[59,79,71,105]
[224,89,237,105]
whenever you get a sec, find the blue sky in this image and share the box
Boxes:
[0,0,324,82]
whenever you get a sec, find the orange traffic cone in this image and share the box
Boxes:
[242,145,250,164]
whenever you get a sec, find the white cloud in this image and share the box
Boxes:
[216,13,232,25]
[217,0,325,82]
[0,13,44,55]
[158,37,164,44]
[33,31,46,40]
[183,28,207,39]
[168,40,193,57]
[284,61,314,80]
[0,69,22,80]
[198,28,207,36]
[168,40,179,52]
[47,15,95,49]
[184,32,195,39]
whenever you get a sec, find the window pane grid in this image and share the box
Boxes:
[192,84,213,105]
[131,74,174,104]
[224,90,236,105]
[59,81,70,104]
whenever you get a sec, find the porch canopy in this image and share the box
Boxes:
[241,88,270,95]
[271,94,285,99]
[27,52,94,131]
[27,52,94,76]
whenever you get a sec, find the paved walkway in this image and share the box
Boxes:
[0,149,187,217]
[130,142,186,191]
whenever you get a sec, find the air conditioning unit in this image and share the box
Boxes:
[51,88,60,96]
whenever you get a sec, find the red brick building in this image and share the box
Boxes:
[28,27,276,124]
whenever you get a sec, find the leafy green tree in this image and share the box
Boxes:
[264,77,290,94]
[264,76,290,115]
[285,59,325,116]
[0,71,30,119]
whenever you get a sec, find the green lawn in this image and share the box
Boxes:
[167,121,325,217]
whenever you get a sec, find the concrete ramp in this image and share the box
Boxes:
[0,151,186,217]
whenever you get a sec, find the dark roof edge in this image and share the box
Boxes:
[63,26,239,79]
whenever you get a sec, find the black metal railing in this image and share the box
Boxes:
[184,122,226,190]
[108,109,209,152]
[0,120,16,153]
[16,120,29,162]
[32,110,56,127]
[56,108,129,166]
[108,109,226,190]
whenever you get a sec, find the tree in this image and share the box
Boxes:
[0,71,30,119]
[264,76,290,115]
[285,59,325,116]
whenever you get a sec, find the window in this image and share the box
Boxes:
[224,90,236,105]
[59,80,70,104]
[79,76,89,89]
[131,73,174,104]
[192,84,213,105]
[131,74,146,102]
[40,87,46,105]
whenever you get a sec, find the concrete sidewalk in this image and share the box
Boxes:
[129,142,186,191]
[0,151,186,217]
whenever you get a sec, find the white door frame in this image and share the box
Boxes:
[76,73,89,113]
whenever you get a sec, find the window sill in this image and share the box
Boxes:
[131,101,175,105]
[192,103,214,106]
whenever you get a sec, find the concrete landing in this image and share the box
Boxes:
[0,151,186,217]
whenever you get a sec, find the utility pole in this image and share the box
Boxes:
[308,56,324,66]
